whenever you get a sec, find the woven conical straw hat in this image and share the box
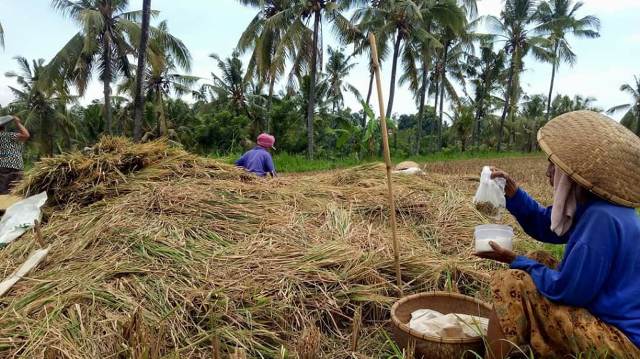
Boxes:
[538,110,640,208]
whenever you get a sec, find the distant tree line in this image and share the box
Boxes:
[0,0,638,161]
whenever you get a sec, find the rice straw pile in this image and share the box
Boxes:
[0,138,548,358]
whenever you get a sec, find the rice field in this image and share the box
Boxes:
[0,138,555,358]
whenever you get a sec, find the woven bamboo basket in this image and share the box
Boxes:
[390,292,492,359]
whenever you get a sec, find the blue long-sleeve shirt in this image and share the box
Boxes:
[235,147,276,177]
[507,189,640,347]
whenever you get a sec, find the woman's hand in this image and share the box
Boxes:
[475,241,517,264]
[490,167,518,198]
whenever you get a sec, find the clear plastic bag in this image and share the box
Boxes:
[473,166,506,216]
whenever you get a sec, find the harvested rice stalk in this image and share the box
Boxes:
[0,141,549,358]
[14,136,252,207]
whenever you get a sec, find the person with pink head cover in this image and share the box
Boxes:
[235,133,276,177]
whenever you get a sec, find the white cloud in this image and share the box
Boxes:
[476,0,640,17]
[0,85,15,107]
[628,32,640,43]
[581,0,640,13]
[477,0,504,17]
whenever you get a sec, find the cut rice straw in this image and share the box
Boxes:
[0,136,550,358]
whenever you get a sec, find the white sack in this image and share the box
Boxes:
[392,167,423,175]
[409,309,489,339]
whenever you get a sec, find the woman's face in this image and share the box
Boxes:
[546,162,555,187]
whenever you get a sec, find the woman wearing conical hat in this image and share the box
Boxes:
[477,111,640,358]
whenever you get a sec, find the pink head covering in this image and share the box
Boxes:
[257,133,276,149]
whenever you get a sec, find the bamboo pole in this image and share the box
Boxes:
[0,247,50,297]
[368,33,403,296]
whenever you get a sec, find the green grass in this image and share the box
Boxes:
[218,150,542,173]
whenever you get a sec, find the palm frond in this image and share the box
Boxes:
[51,0,86,19]
[120,9,160,22]
[620,83,639,98]
[607,104,631,114]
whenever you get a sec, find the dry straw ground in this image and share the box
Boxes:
[0,138,551,358]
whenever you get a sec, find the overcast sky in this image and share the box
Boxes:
[1,0,638,120]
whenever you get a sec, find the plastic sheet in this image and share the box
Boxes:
[0,115,14,127]
[0,192,47,245]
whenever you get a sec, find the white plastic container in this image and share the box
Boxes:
[474,224,513,252]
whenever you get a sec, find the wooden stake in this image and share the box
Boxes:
[368,33,403,296]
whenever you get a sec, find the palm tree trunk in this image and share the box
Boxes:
[530,120,538,152]
[438,41,450,150]
[415,22,432,155]
[432,69,440,152]
[415,61,429,155]
[497,56,516,152]
[43,110,55,156]
[305,10,321,159]
[386,29,403,120]
[158,91,167,136]
[509,51,522,147]
[636,103,640,136]
[362,69,374,128]
[433,69,440,112]
[393,125,397,150]
[266,76,275,133]
[473,76,486,149]
[473,92,484,149]
[133,0,151,142]
[545,41,560,122]
[103,37,113,134]
[438,82,445,149]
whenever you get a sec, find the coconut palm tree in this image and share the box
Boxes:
[204,51,268,138]
[520,94,546,151]
[133,0,152,141]
[5,57,76,155]
[487,0,549,151]
[50,0,137,134]
[49,0,171,134]
[354,0,428,120]
[237,0,364,158]
[237,0,302,133]
[535,0,600,121]
[550,93,599,116]
[607,75,640,136]
[451,101,474,151]
[466,41,507,148]
[325,47,360,112]
[120,21,193,137]
[335,4,389,127]
[398,0,466,154]
[433,23,477,150]
[432,1,476,149]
